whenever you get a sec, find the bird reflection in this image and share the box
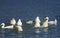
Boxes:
[1,29,5,38]
[34,29,41,34]
[17,34,23,38]
[34,34,40,38]
[43,28,48,32]
[42,28,48,38]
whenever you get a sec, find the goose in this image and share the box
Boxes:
[10,18,16,25]
[1,23,14,29]
[16,19,23,32]
[48,19,57,25]
[17,19,22,26]
[42,17,49,28]
[34,16,41,28]
[26,20,33,24]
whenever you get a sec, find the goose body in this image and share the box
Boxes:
[16,19,23,32]
[4,25,14,29]
[42,17,49,28]
[34,16,41,28]
[26,20,33,24]
[1,23,14,29]
[16,25,23,32]
[48,19,57,25]
[34,22,41,28]
[10,18,16,25]
[17,19,22,26]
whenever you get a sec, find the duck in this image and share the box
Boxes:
[10,18,16,25]
[17,19,22,26]
[34,16,41,29]
[48,19,57,25]
[1,23,14,29]
[42,17,49,28]
[26,20,33,24]
[16,19,23,32]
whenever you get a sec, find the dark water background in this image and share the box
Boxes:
[0,23,59,38]
[0,0,60,38]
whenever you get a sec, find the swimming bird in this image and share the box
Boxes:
[1,23,14,29]
[16,19,23,32]
[42,17,49,28]
[34,16,41,28]
[10,18,16,25]
[17,19,22,26]
[48,19,57,25]
[26,20,33,24]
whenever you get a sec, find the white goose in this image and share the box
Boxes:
[48,19,57,25]
[10,18,16,25]
[26,20,33,24]
[34,16,41,28]
[16,19,23,32]
[1,23,14,29]
[42,17,49,28]
[17,19,22,26]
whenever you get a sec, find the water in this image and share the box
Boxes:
[0,0,60,38]
[0,23,59,38]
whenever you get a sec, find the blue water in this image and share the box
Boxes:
[0,0,60,38]
[0,24,59,38]
[0,0,60,23]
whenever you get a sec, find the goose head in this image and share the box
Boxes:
[1,23,5,28]
[45,17,49,20]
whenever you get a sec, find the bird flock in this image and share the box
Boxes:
[0,16,57,32]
